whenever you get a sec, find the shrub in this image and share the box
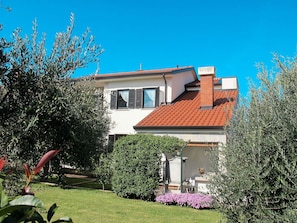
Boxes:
[94,153,113,190]
[112,134,184,201]
[0,150,72,222]
[156,193,213,209]
[2,166,26,197]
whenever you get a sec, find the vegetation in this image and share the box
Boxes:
[0,14,110,170]
[94,153,113,190]
[0,150,72,222]
[156,193,213,209]
[210,54,297,222]
[112,134,184,201]
[34,184,221,223]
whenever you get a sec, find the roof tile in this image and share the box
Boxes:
[135,89,238,128]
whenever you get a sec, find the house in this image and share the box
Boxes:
[91,66,238,193]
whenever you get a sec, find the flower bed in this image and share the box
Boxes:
[156,193,213,209]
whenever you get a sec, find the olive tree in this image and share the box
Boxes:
[210,54,297,222]
[0,14,110,170]
[0,1,11,31]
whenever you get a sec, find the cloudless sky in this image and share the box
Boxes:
[1,0,297,97]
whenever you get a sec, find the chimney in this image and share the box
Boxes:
[198,66,215,109]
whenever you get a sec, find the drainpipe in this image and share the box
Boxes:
[162,73,167,104]
[179,142,188,193]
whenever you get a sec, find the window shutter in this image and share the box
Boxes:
[128,89,135,108]
[155,87,160,107]
[110,91,117,109]
[135,89,143,108]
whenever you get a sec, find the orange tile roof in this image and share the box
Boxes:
[134,89,238,129]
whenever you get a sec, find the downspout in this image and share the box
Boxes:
[162,73,167,104]
[180,142,188,193]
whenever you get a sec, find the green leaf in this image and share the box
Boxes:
[0,204,34,218]
[0,196,44,221]
[47,203,58,222]
[25,210,46,223]
[9,195,44,209]
[0,190,8,208]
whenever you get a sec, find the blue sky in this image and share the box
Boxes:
[1,0,297,97]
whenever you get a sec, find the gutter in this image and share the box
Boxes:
[92,66,195,81]
[162,73,167,104]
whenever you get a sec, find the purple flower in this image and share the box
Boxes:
[156,193,178,205]
[156,193,213,209]
[187,193,212,209]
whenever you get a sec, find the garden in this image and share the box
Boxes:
[34,183,222,223]
[0,149,222,222]
[0,14,221,223]
[3,9,297,222]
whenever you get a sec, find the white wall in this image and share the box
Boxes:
[222,77,238,90]
[103,78,165,135]
[168,156,186,185]
[168,70,197,102]
[101,70,197,135]
[109,109,154,134]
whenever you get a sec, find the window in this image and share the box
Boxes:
[110,87,159,109]
[143,88,156,108]
[117,90,129,108]
[108,134,127,152]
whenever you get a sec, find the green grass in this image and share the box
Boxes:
[32,183,222,223]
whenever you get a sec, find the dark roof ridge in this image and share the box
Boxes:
[134,125,225,130]
[93,66,195,80]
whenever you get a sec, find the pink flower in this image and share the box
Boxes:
[156,193,213,209]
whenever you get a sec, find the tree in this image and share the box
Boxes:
[94,153,113,190]
[210,54,297,222]
[0,14,110,170]
[112,134,184,201]
[0,0,11,31]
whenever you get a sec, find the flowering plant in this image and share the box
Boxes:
[156,193,213,209]
[0,150,73,222]
[23,150,60,195]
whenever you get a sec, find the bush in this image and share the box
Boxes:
[112,134,184,201]
[0,150,72,222]
[156,193,213,209]
[94,153,113,190]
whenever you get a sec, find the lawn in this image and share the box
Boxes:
[32,183,222,223]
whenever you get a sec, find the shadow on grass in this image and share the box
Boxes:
[41,174,112,191]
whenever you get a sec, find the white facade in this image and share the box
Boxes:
[91,66,238,193]
[94,68,197,135]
